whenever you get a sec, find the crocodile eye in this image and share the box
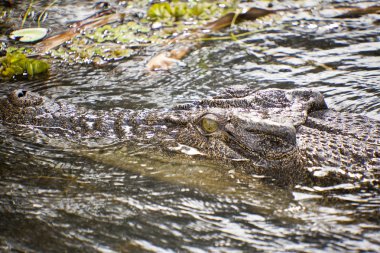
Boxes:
[200,116,219,134]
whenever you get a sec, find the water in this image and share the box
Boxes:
[1,1,380,252]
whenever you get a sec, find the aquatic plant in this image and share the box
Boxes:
[0,52,49,79]
[147,1,233,22]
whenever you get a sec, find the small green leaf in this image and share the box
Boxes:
[147,3,173,21]
[26,62,34,76]
[10,28,48,43]
[0,52,49,79]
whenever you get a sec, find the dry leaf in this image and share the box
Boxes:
[147,52,182,70]
[205,7,275,31]
[333,5,380,18]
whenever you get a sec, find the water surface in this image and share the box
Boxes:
[1,1,380,252]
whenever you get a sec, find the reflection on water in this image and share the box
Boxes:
[1,0,380,252]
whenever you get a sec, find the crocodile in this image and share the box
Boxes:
[0,88,379,187]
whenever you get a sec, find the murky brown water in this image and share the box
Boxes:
[1,1,380,252]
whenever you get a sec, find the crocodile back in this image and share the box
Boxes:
[297,110,380,183]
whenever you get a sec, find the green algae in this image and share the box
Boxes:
[86,22,151,44]
[147,1,235,22]
[48,36,136,64]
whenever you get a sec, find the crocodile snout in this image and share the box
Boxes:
[8,89,43,107]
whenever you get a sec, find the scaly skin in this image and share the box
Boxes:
[298,110,379,185]
[0,88,378,186]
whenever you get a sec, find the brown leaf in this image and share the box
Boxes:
[168,46,192,60]
[146,52,179,71]
[35,12,124,53]
[35,30,78,53]
[238,7,275,23]
[205,7,275,31]
[333,5,380,18]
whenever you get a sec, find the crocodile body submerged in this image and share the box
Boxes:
[0,88,379,186]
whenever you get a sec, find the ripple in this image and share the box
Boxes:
[1,0,380,252]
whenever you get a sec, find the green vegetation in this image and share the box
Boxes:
[86,22,150,44]
[2,0,241,64]
[46,1,237,63]
[0,52,49,79]
[49,40,135,64]
[147,2,227,21]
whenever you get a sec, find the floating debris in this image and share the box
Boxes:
[10,28,48,42]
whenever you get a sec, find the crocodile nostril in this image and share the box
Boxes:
[17,90,27,98]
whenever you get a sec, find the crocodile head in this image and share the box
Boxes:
[147,88,328,185]
[0,87,327,185]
